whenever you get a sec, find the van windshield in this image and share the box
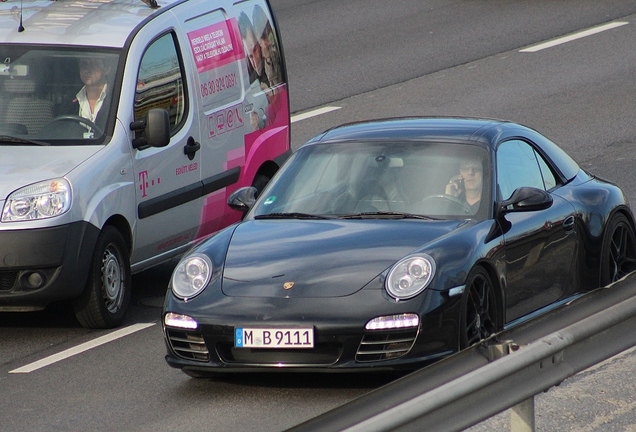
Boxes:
[0,46,119,145]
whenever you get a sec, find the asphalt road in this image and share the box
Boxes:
[3,1,636,431]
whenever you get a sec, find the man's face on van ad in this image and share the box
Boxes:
[246,30,263,76]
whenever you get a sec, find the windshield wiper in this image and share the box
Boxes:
[339,211,438,220]
[254,212,332,220]
[0,135,50,146]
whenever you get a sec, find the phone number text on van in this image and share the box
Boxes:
[201,73,237,97]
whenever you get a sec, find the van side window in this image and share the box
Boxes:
[134,32,187,134]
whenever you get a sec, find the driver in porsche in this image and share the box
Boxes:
[445,155,483,213]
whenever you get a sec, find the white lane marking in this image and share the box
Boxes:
[520,21,629,52]
[9,322,156,374]
[291,106,341,123]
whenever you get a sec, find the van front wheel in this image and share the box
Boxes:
[73,226,131,329]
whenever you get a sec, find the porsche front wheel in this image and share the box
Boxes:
[600,213,636,287]
[460,266,498,349]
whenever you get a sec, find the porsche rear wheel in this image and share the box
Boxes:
[600,213,636,287]
[460,266,498,349]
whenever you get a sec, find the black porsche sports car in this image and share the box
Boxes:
[162,117,636,375]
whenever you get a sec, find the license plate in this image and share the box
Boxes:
[235,327,314,348]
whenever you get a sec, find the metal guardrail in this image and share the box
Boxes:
[286,272,636,432]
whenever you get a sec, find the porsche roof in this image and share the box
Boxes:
[304,116,581,181]
[308,117,516,145]
[0,0,181,47]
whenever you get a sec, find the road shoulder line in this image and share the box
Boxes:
[520,21,629,52]
[9,322,156,374]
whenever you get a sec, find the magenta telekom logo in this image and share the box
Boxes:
[139,170,161,198]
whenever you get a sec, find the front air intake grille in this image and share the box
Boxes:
[218,342,341,366]
[166,329,209,362]
[0,272,18,291]
[355,328,418,362]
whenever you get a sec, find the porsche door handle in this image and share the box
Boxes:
[563,215,575,232]
[184,136,201,160]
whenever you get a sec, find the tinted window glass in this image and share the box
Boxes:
[529,130,580,181]
[497,140,546,199]
[135,33,186,134]
[537,153,557,190]
[0,46,119,143]
[249,141,491,220]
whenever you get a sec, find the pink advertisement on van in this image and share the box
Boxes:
[194,3,290,238]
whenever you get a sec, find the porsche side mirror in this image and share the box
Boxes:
[500,187,553,213]
[228,186,258,212]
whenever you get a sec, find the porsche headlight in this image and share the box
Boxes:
[2,179,71,222]
[386,255,436,300]
[171,253,213,300]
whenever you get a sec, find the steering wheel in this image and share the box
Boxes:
[418,194,472,215]
[46,115,104,137]
[355,185,393,212]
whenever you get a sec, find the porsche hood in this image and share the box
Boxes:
[221,219,465,298]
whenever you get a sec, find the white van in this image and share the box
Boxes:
[0,0,291,328]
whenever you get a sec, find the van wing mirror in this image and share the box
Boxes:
[130,108,170,149]
[500,187,553,213]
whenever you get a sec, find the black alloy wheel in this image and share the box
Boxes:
[460,266,498,349]
[600,213,636,287]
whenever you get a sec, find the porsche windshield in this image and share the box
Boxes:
[0,46,120,144]
[251,141,492,220]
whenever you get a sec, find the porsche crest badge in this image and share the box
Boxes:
[283,282,295,290]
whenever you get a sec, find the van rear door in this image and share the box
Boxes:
[175,0,291,237]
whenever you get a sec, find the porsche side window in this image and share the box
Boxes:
[134,32,187,136]
[536,153,557,190]
[497,140,546,199]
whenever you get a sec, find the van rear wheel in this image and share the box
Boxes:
[73,226,131,329]
[252,173,271,198]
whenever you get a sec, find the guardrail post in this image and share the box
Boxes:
[488,342,534,432]
[510,397,535,431]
